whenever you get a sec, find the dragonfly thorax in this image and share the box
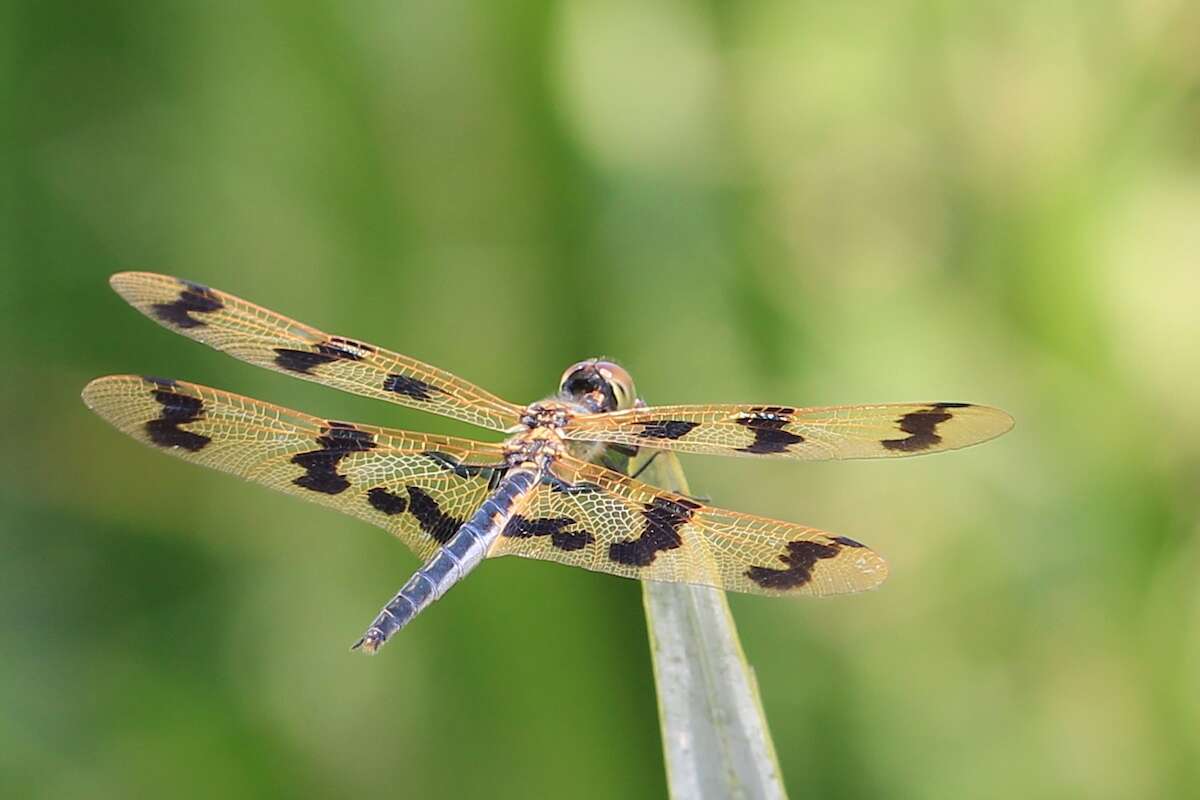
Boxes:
[518,401,574,431]
[502,425,567,469]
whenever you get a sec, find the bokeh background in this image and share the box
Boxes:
[4,1,1200,798]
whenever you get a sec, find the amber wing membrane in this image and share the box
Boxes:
[487,454,888,596]
[82,375,507,562]
[562,402,1013,460]
[108,272,524,431]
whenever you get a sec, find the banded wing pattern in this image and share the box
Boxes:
[109,272,524,431]
[488,454,888,596]
[82,271,1017,653]
[563,402,1014,460]
[82,376,506,562]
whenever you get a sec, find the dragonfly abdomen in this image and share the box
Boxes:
[354,467,539,653]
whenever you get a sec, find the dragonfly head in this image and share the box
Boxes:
[559,359,637,413]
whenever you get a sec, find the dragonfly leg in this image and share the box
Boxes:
[629,451,660,481]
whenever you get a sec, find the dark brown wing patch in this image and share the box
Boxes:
[291,422,376,495]
[881,403,971,453]
[144,386,211,451]
[502,515,594,552]
[633,420,700,440]
[273,348,339,374]
[745,540,843,590]
[406,486,462,544]
[366,487,409,516]
[274,339,368,374]
[609,496,702,567]
[150,279,223,329]
[383,374,442,402]
[735,406,804,454]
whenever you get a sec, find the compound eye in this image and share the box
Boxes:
[559,360,595,394]
[595,360,636,409]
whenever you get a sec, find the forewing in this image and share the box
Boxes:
[488,455,887,596]
[82,375,507,561]
[562,402,1013,460]
[109,272,524,431]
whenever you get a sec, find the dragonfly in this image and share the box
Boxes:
[82,273,1014,653]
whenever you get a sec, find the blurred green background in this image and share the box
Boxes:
[3,1,1199,798]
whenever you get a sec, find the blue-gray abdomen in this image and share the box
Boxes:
[354,467,539,652]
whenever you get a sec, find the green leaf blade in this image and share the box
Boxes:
[635,451,789,800]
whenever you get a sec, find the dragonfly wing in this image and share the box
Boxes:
[109,272,524,431]
[82,375,507,561]
[562,402,1013,460]
[487,454,887,596]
